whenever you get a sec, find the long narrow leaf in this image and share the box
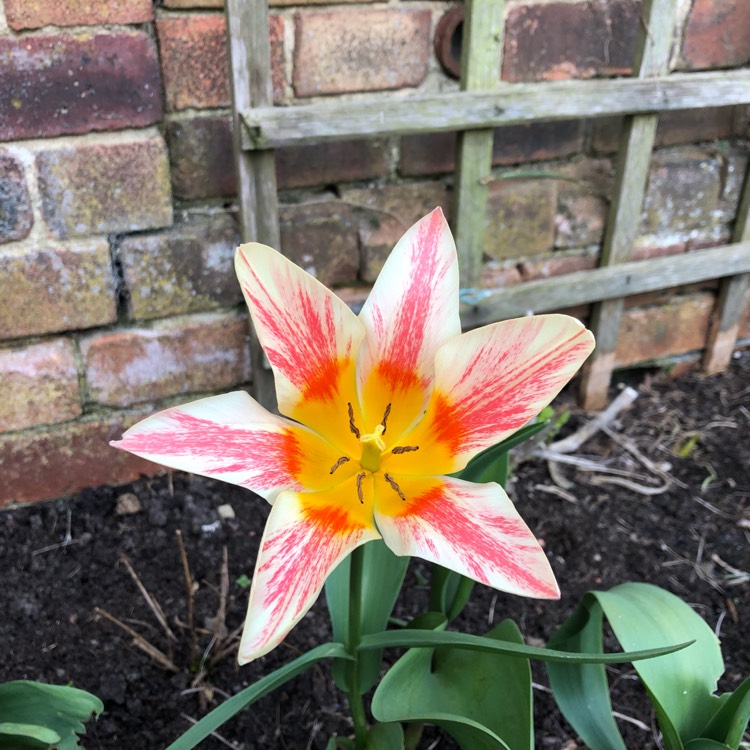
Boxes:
[326,541,409,693]
[700,676,750,748]
[546,597,627,750]
[358,629,690,663]
[165,643,349,750]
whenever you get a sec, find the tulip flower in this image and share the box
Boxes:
[112,209,594,664]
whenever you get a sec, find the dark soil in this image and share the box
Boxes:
[2,352,749,750]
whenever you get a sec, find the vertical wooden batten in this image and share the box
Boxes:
[580,0,679,410]
[703,168,750,374]
[453,0,505,289]
[226,0,279,409]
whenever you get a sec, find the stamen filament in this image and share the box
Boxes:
[392,445,419,454]
[384,473,406,502]
[347,402,360,438]
[356,472,365,504]
[380,403,392,434]
[329,456,350,475]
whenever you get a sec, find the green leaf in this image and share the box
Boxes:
[325,737,355,750]
[326,540,409,693]
[366,722,405,749]
[372,619,532,750]
[0,681,102,750]
[428,565,475,623]
[454,441,510,485]
[684,741,733,750]
[0,722,61,748]
[463,417,552,475]
[700,675,750,748]
[595,583,724,746]
[165,643,349,750]
[358,628,691,664]
[547,597,627,750]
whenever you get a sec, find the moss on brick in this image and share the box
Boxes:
[37,137,173,239]
[0,241,117,339]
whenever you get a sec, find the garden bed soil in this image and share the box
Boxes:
[1,351,749,749]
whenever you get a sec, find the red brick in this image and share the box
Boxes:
[641,148,721,233]
[681,0,750,69]
[616,293,714,366]
[528,157,614,250]
[340,182,452,282]
[686,225,732,251]
[0,413,157,506]
[503,1,640,82]
[631,239,687,261]
[166,115,236,200]
[479,264,523,289]
[0,241,117,339]
[81,313,251,407]
[293,9,431,96]
[484,179,557,260]
[492,121,585,166]
[399,132,456,177]
[119,213,242,320]
[166,113,391,199]
[592,107,739,153]
[163,0,224,6]
[279,202,359,287]
[163,0,372,5]
[0,155,33,243]
[399,121,584,177]
[519,252,598,281]
[277,139,390,188]
[37,136,172,240]
[5,0,152,30]
[157,14,284,111]
[0,339,81,432]
[0,32,162,142]
[340,182,452,228]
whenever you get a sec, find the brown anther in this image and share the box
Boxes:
[392,445,420,454]
[380,403,392,434]
[356,472,366,504]
[329,456,350,475]
[384,473,406,502]
[347,402,360,438]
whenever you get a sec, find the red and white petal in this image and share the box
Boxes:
[374,474,559,600]
[111,391,354,501]
[401,314,595,474]
[357,209,460,441]
[236,243,365,454]
[239,480,382,663]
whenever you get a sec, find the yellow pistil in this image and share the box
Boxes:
[359,424,386,473]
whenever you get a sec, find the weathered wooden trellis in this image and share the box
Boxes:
[226,0,750,410]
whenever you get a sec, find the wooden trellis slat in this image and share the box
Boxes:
[452,0,505,287]
[226,0,279,407]
[580,0,679,409]
[703,168,750,374]
[460,241,750,327]
[239,70,750,149]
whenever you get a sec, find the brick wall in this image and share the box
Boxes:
[1,0,749,505]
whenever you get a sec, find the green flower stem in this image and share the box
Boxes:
[429,564,449,612]
[347,544,367,749]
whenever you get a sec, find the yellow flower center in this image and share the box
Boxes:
[327,402,421,504]
[359,424,386,473]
